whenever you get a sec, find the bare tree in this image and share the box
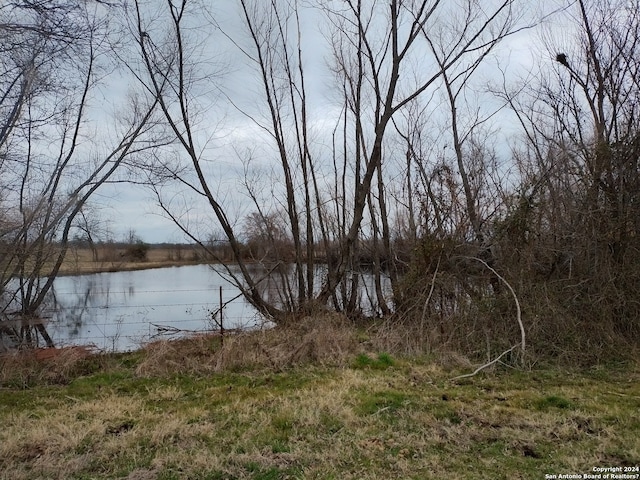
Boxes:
[129,0,286,319]
[0,1,160,348]
[320,0,519,307]
[481,0,640,359]
[73,206,109,262]
[129,0,521,324]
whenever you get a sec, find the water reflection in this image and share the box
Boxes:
[34,264,391,352]
[47,265,261,351]
[230,263,392,315]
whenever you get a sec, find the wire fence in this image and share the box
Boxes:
[33,285,266,352]
[3,265,388,352]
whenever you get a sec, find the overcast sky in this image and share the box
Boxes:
[94,0,561,244]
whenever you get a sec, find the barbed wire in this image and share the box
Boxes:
[51,288,218,296]
[41,302,224,312]
[1,286,265,351]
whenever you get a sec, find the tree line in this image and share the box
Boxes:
[1,0,638,364]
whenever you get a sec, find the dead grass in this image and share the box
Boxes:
[54,246,205,276]
[0,319,639,478]
[0,315,373,387]
[0,346,103,387]
[135,313,361,377]
[0,358,638,479]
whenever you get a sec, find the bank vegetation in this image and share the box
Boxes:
[0,322,638,478]
[1,0,639,367]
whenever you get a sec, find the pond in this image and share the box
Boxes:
[44,265,263,352]
[32,263,391,352]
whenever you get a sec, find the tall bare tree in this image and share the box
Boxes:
[0,1,160,348]
[484,0,640,357]
[129,0,521,323]
[321,0,519,307]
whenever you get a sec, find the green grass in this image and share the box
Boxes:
[353,352,395,369]
[0,349,639,479]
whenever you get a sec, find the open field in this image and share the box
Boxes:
[0,322,638,480]
[57,245,207,276]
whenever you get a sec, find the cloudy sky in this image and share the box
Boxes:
[94,0,563,244]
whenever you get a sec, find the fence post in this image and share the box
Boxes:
[219,285,224,345]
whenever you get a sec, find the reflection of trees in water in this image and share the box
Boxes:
[246,264,391,316]
[1,276,121,348]
[249,264,296,312]
[333,269,392,317]
[0,282,98,350]
[1,264,390,352]
[0,276,114,349]
[51,281,95,337]
[0,288,54,350]
[50,275,132,341]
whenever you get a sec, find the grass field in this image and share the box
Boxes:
[0,326,638,480]
[57,245,206,275]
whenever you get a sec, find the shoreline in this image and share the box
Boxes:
[55,258,210,276]
[48,245,217,277]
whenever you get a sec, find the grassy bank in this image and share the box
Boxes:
[56,245,207,276]
[0,322,638,479]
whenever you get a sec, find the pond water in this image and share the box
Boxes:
[45,265,263,352]
[14,263,391,352]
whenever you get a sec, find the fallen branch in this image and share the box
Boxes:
[462,256,525,355]
[151,324,193,334]
[420,253,441,342]
[449,256,526,380]
[451,344,518,381]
